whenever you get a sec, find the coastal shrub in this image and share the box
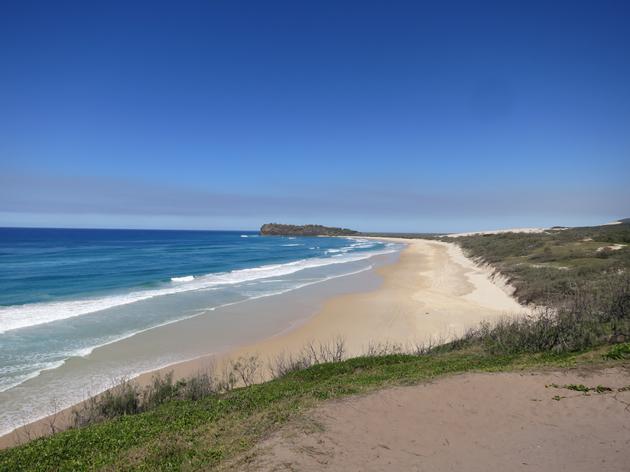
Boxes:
[72,379,141,428]
[605,342,630,360]
[68,342,347,432]
[437,272,630,356]
[363,341,404,357]
[94,380,141,417]
[547,383,614,394]
[305,336,347,363]
[269,337,347,379]
[439,223,630,355]
[449,223,630,307]
[177,371,216,401]
[269,351,313,379]
[362,339,442,356]
[229,355,262,387]
[143,372,178,410]
[71,371,216,429]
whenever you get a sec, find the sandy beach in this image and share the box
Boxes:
[198,237,527,363]
[0,237,528,448]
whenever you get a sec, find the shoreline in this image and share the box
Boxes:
[0,237,528,449]
[0,246,395,448]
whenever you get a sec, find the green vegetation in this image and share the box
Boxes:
[2,222,629,470]
[363,220,630,355]
[546,380,624,395]
[605,342,630,360]
[436,223,630,355]
[434,277,629,355]
[259,223,358,236]
[446,222,630,306]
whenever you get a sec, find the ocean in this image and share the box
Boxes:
[0,228,400,434]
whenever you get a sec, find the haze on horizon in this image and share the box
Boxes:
[1,1,629,233]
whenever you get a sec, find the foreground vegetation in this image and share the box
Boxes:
[2,221,629,471]
[3,344,628,471]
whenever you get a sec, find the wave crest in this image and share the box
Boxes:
[171,275,195,282]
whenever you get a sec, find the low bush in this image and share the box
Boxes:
[605,342,630,360]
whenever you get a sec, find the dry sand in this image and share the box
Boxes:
[0,237,528,448]
[247,367,630,472]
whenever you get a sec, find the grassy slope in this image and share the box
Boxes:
[1,348,623,472]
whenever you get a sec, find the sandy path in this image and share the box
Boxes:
[247,367,630,472]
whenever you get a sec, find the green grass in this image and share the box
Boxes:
[605,342,630,360]
[0,348,616,471]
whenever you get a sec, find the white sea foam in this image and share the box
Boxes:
[0,247,398,334]
[281,243,301,247]
[171,275,195,282]
[0,360,67,393]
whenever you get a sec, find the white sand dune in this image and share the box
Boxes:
[445,227,547,237]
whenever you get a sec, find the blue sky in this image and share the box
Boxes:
[1,0,629,232]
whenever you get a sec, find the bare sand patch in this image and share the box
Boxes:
[597,244,626,252]
[248,367,630,472]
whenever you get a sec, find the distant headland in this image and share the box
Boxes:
[259,223,358,236]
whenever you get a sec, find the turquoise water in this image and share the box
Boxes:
[0,228,398,395]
